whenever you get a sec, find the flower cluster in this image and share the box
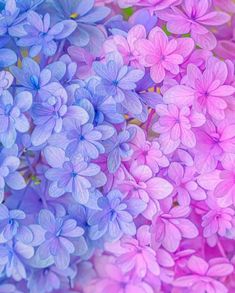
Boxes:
[0,0,235,292]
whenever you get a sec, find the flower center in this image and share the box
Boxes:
[70,12,79,19]
[30,75,40,90]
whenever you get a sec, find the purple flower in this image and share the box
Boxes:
[0,154,26,202]
[17,11,76,57]
[63,118,115,160]
[36,209,84,269]
[0,70,13,95]
[0,240,34,281]
[88,189,146,241]
[31,96,89,146]
[105,127,136,173]
[0,90,32,148]
[10,57,66,97]
[45,151,106,203]
[51,0,110,55]
[0,49,17,68]
[75,78,124,125]
[93,54,144,115]
[0,204,34,243]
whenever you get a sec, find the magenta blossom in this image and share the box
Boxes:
[164,58,235,120]
[151,206,198,252]
[202,196,235,246]
[118,161,173,219]
[174,256,233,293]
[104,25,146,68]
[159,0,230,49]
[168,162,207,206]
[130,126,169,174]
[153,104,205,154]
[136,27,194,83]
[193,121,235,174]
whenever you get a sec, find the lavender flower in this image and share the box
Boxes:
[45,152,106,203]
[17,11,76,57]
[88,190,146,241]
[36,209,84,269]
[0,90,32,148]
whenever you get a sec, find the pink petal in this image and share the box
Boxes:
[191,30,217,50]
[211,85,235,97]
[181,128,196,148]
[175,38,195,58]
[175,219,199,239]
[164,85,195,106]
[187,256,209,275]
[167,19,191,34]
[146,177,173,199]
[128,24,147,50]
[150,63,165,83]
[162,222,181,252]
[198,12,230,26]
[131,164,153,182]
[207,263,233,277]
[156,248,174,267]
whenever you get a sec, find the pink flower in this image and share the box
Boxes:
[202,197,235,246]
[213,160,235,207]
[164,58,235,120]
[151,206,198,252]
[168,162,207,206]
[152,104,205,154]
[193,121,235,173]
[159,0,230,50]
[213,0,235,13]
[118,0,180,11]
[136,27,194,83]
[116,226,161,279]
[130,126,169,174]
[104,25,146,68]
[174,256,233,293]
[118,161,173,219]
[84,257,154,293]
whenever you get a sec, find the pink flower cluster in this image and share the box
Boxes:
[76,0,235,292]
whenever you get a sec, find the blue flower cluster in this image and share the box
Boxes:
[0,0,157,291]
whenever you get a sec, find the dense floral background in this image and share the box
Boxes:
[0,0,235,292]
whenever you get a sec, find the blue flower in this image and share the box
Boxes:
[0,0,24,43]
[0,49,17,68]
[36,209,84,269]
[27,265,75,293]
[0,283,23,293]
[50,0,110,55]
[63,117,114,160]
[0,239,34,281]
[0,152,26,202]
[104,126,136,173]
[45,151,106,203]
[93,53,144,115]
[0,90,32,148]
[0,204,34,243]
[16,0,45,12]
[10,57,66,97]
[69,204,104,258]
[75,78,124,125]
[88,190,146,241]
[31,100,89,146]
[0,70,13,95]
[17,11,76,57]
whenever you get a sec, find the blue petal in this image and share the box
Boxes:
[0,49,17,68]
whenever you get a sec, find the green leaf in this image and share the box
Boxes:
[122,7,134,19]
